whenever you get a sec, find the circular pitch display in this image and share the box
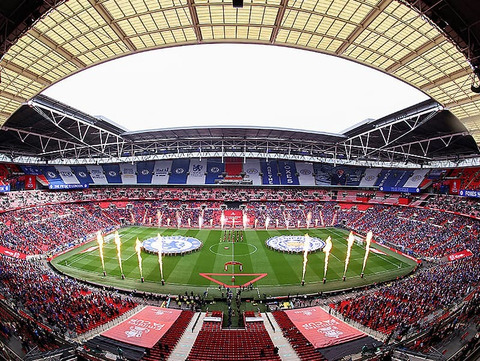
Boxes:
[266,235,326,253]
[142,236,202,255]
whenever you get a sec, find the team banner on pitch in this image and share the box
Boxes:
[101,307,182,348]
[285,306,366,348]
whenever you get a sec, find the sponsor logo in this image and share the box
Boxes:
[210,166,220,173]
[78,171,87,178]
[141,169,150,175]
[47,171,57,179]
[175,168,185,174]
[303,319,344,339]
[108,171,117,177]
[300,169,311,175]
[365,175,375,181]
[247,168,258,174]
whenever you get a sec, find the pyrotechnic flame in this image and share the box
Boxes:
[157,233,164,280]
[306,211,312,228]
[157,210,162,227]
[96,231,105,272]
[302,234,310,282]
[221,211,226,229]
[176,211,182,228]
[361,231,373,274]
[265,216,270,230]
[323,236,333,279]
[114,231,123,274]
[343,232,355,277]
[199,214,203,229]
[135,238,143,278]
[243,212,248,230]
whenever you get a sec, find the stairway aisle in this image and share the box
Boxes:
[262,313,300,361]
[167,312,205,361]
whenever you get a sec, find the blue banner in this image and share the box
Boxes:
[137,161,155,183]
[427,168,446,179]
[260,160,280,185]
[0,185,10,192]
[40,166,65,186]
[459,189,480,198]
[168,159,190,184]
[278,160,299,185]
[379,186,420,193]
[102,164,122,183]
[70,165,93,185]
[206,158,224,184]
[20,165,43,175]
[49,183,89,190]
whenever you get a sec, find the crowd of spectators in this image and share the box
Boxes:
[332,258,480,334]
[0,204,114,255]
[0,186,479,359]
[0,255,137,338]
[2,191,480,258]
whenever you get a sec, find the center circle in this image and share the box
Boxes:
[209,243,257,256]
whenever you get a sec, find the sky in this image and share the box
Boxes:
[42,44,429,134]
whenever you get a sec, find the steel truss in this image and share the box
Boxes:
[0,100,476,169]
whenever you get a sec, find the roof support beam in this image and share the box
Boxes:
[335,0,394,55]
[187,0,203,42]
[87,0,137,52]
[420,67,472,91]
[1,60,52,86]
[270,0,288,43]
[28,29,86,69]
[386,34,444,73]
[0,90,27,104]
[445,94,480,108]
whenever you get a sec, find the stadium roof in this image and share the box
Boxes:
[0,0,480,166]
[0,94,475,166]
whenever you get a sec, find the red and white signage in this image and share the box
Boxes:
[0,245,26,260]
[101,307,182,348]
[446,249,473,262]
[285,307,365,348]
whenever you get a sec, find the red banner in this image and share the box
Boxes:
[24,175,36,190]
[0,245,26,260]
[101,307,181,348]
[285,307,365,348]
[224,210,244,226]
[446,249,473,262]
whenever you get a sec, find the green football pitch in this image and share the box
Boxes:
[51,227,417,297]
